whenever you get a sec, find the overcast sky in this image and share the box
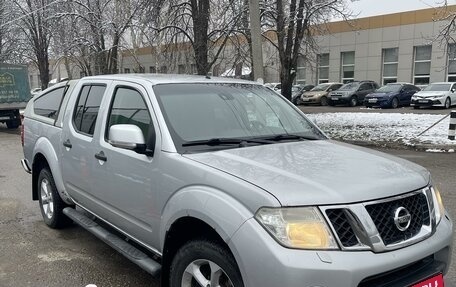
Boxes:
[349,0,444,18]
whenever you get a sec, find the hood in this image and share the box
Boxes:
[415,91,448,98]
[366,92,396,98]
[183,140,430,206]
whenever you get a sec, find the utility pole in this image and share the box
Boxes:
[249,0,264,83]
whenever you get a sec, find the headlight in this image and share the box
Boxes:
[255,207,338,250]
[431,186,445,224]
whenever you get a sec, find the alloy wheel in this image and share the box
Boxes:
[40,178,54,219]
[182,259,234,287]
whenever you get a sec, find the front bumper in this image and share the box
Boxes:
[300,96,321,104]
[329,96,351,105]
[229,214,453,287]
[364,98,391,108]
[411,97,445,107]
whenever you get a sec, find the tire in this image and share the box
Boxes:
[38,168,72,229]
[327,99,334,106]
[391,97,399,109]
[320,96,328,106]
[170,240,244,287]
[444,97,451,109]
[349,96,358,107]
[6,119,20,129]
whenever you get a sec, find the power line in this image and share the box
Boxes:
[0,0,64,29]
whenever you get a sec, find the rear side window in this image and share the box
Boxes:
[106,87,152,140]
[34,87,66,120]
[73,85,106,136]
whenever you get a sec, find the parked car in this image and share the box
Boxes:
[364,83,420,109]
[299,82,343,106]
[291,84,315,105]
[411,82,456,109]
[328,80,379,106]
[21,75,452,287]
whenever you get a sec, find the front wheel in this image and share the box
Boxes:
[320,96,328,106]
[349,96,358,107]
[444,97,451,109]
[38,168,72,229]
[391,97,399,109]
[169,240,244,287]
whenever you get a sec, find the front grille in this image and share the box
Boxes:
[326,209,359,247]
[365,193,430,246]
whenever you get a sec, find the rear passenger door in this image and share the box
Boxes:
[358,83,372,101]
[89,81,161,246]
[61,81,109,207]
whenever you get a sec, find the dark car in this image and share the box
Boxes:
[364,83,420,109]
[291,84,315,104]
[328,80,379,107]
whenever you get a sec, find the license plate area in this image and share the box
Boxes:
[411,273,443,287]
[331,97,339,100]
[368,98,377,103]
[419,99,429,103]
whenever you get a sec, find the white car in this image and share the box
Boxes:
[411,82,456,109]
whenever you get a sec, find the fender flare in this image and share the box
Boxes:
[159,185,255,251]
[33,137,74,205]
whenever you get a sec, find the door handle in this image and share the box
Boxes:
[63,139,72,149]
[94,151,107,162]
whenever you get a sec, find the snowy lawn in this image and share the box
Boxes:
[306,112,456,148]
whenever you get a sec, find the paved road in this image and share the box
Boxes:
[0,126,455,287]
[298,104,454,115]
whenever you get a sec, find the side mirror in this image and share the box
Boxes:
[452,89,455,93]
[109,124,153,156]
[328,88,333,92]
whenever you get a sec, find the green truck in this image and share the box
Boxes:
[0,64,32,129]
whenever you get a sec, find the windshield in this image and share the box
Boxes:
[154,83,325,153]
[376,84,402,93]
[422,84,451,91]
[311,84,330,92]
[339,82,360,91]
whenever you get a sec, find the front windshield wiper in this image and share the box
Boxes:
[261,134,320,142]
[182,137,272,147]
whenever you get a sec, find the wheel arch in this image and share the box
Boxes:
[159,186,254,286]
[32,137,73,205]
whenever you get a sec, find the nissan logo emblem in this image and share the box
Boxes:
[394,207,412,231]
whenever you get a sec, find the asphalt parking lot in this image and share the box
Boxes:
[0,121,455,287]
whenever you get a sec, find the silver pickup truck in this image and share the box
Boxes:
[21,75,452,287]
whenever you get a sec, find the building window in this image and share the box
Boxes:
[149,66,156,73]
[447,44,456,82]
[124,68,130,74]
[296,55,306,84]
[191,64,198,75]
[382,48,398,85]
[341,51,355,83]
[160,66,168,74]
[29,75,34,87]
[413,45,431,85]
[138,66,145,73]
[318,53,329,84]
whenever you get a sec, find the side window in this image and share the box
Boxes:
[359,83,370,91]
[451,84,456,91]
[107,87,152,141]
[34,87,66,119]
[73,85,106,136]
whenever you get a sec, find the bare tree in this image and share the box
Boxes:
[12,0,58,89]
[0,0,19,62]
[263,0,351,100]
[156,0,244,75]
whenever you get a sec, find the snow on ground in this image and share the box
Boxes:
[306,112,456,148]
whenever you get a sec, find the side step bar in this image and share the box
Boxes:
[63,207,161,277]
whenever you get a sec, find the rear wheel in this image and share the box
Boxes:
[38,168,72,229]
[444,97,451,109]
[349,96,358,107]
[391,97,399,109]
[320,96,328,106]
[170,240,244,287]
